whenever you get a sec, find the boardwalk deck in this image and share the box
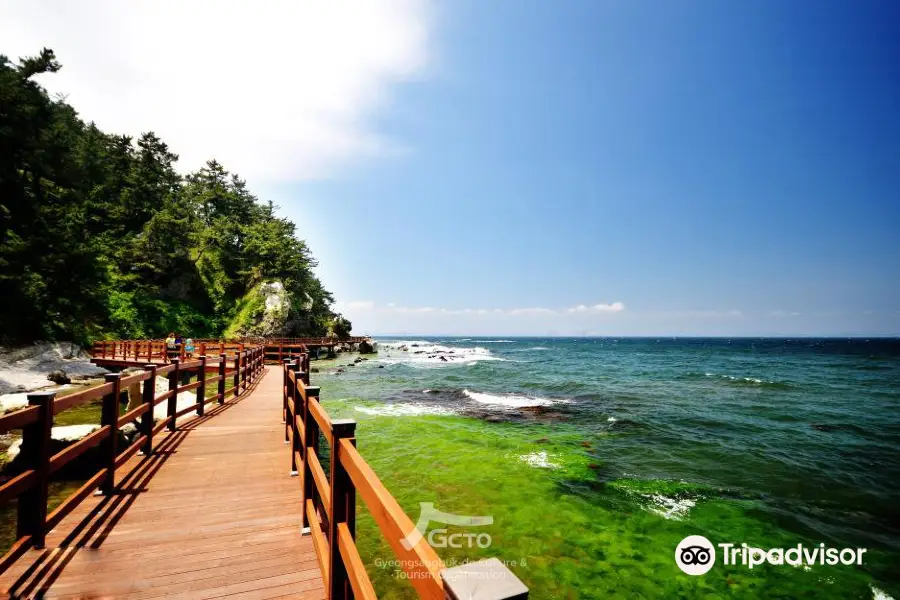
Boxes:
[0,367,324,599]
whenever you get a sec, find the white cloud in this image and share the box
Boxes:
[567,302,625,313]
[0,0,430,182]
[770,310,802,318]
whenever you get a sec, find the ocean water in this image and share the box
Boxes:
[315,337,900,599]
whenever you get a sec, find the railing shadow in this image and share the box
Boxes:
[3,369,268,598]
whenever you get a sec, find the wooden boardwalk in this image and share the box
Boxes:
[0,367,324,599]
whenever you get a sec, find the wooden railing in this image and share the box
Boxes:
[246,337,370,345]
[92,340,256,363]
[282,358,528,600]
[92,338,373,366]
[0,345,265,571]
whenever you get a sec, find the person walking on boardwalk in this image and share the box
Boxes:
[165,332,177,360]
[185,337,195,357]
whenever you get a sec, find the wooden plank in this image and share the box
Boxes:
[116,435,147,468]
[45,468,108,531]
[306,499,330,591]
[0,536,32,574]
[53,383,113,415]
[153,389,175,405]
[151,416,172,436]
[338,522,377,600]
[0,470,36,505]
[179,380,203,393]
[0,405,39,433]
[49,425,111,474]
[118,403,149,427]
[308,397,332,444]
[120,371,151,388]
[307,451,331,511]
[0,366,325,598]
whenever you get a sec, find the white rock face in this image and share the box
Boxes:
[235,281,291,338]
[152,376,197,420]
[6,424,101,460]
[0,343,109,395]
[1,385,75,414]
[263,281,287,311]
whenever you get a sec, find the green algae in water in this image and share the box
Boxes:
[319,386,894,599]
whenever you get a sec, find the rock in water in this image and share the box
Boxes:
[47,370,71,384]
[359,340,377,354]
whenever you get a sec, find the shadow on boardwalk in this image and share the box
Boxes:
[1,370,324,600]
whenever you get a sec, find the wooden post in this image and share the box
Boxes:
[197,355,207,416]
[238,344,246,392]
[200,342,206,357]
[301,353,310,386]
[142,365,157,455]
[278,343,283,363]
[300,385,321,530]
[168,358,180,432]
[17,391,54,548]
[288,364,301,475]
[100,373,121,495]
[328,419,357,600]
[233,354,240,398]
[218,354,227,404]
[282,359,291,424]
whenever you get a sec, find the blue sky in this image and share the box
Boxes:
[268,1,900,335]
[6,1,898,335]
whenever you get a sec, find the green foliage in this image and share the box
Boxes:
[328,314,353,339]
[0,49,344,344]
[223,285,267,339]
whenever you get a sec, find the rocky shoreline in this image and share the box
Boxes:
[0,342,110,398]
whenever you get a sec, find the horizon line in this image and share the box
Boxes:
[362,333,900,339]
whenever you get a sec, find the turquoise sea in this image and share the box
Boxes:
[315,337,900,599]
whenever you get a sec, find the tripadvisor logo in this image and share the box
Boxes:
[676,535,716,575]
[675,535,868,575]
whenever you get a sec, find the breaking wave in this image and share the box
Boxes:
[462,389,567,408]
[378,341,503,365]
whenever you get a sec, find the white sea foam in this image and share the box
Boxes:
[378,342,503,366]
[644,494,696,520]
[518,451,559,469]
[705,373,771,384]
[354,404,452,417]
[607,417,617,423]
[463,389,562,408]
[873,586,897,600]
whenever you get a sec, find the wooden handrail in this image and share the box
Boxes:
[0,343,266,568]
[91,338,374,368]
[282,357,529,600]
